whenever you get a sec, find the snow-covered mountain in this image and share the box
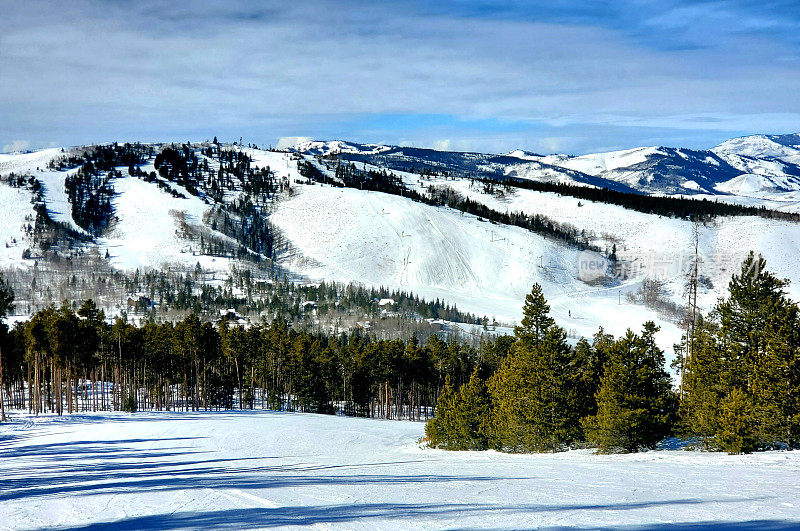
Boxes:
[1,133,800,357]
[294,134,800,201]
[713,133,800,165]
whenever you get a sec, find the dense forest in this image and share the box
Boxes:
[1,253,798,455]
[0,290,488,423]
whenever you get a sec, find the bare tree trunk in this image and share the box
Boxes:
[66,363,72,414]
[34,354,40,416]
[0,345,5,422]
[28,362,32,414]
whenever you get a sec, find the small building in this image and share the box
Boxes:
[219,308,240,320]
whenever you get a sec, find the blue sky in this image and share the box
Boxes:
[1,0,799,154]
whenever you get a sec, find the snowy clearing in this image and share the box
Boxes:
[1,411,800,530]
[99,173,237,274]
[0,183,33,268]
[269,183,684,353]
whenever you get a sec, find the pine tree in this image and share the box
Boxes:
[454,370,491,449]
[707,252,800,449]
[489,285,582,452]
[572,330,611,421]
[679,317,725,448]
[716,388,757,454]
[514,283,554,347]
[490,327,581,452]
[425,375,456,447]
[583,322,674,453]
[425,369,492,450]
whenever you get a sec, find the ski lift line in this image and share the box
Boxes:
[489,230,506,243]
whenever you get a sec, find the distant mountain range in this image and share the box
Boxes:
[290,133,800,199]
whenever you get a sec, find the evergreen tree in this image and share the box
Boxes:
[514,283,554,347]
[716,388,757,454]
[681,253,800,452]
[572,330,611,421]
[425,371,491,450]
[425,375,457,448]
[679,317,725,448]
[454,370,491,449]
[489,285,582,452]
[583,322,674,453]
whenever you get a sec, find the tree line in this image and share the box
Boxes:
[1,254,796,454]
[0,283,490,422]
[427,253,800,454]
[482,176,800,222]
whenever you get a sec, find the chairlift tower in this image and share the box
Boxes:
[490,230,506,243]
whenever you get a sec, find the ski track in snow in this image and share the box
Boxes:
[269,182,684,357]
[1,411,800,530]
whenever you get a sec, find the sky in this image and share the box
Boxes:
[1,0,799,155]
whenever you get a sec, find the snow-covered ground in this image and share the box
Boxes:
[544,146,664,176]
[0,182,34,268]
[412,176,800,308]
[99,171,238,274]
[268,182,684,352]
[2,411,800,530]
[0,148,63,176]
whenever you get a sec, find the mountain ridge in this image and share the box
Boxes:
[288,132,800,199]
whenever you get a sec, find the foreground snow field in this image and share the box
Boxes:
[2,412,800,530]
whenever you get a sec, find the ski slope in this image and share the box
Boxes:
[35,169,90,236]
[418,177,800,307]
[2,411,800,530]
[99,171,238,274]
[268,182,684,350]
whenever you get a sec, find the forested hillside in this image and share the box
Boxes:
[0,285,491,422]
[1,253,797,457]
[2,135,800,377]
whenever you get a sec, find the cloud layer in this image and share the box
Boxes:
[2,0,799,154]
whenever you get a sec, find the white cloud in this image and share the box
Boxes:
[2,140,30,153]
[432,139,452,151]
[536,137,570,154]
[1,1,798,153]
[276,137,312,150]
